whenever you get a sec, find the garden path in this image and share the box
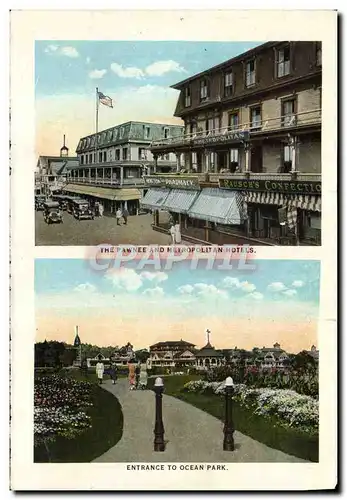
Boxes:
[94,379,307,463]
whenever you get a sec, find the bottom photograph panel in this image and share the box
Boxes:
[34,258,320,464]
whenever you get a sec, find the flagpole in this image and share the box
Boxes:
[95,87,99,164]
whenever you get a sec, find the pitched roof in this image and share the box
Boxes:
[150,340,195,349]
[195,342,224,358]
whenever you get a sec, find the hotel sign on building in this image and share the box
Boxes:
[192,131,250,147]
[145,176,200,189]
[219,178,322,195]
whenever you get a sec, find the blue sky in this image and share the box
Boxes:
[35,40,262,156]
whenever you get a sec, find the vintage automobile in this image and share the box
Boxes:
[35,195,46,211]
[43,201,63,224]
[72,199,94,220]
[52,194,68,211]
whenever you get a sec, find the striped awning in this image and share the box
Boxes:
[188,188,245,225]
[64,184,141,201]
[161,189,199,214]
[140,188,169,209]
[245,191,321,212]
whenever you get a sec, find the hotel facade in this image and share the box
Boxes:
[142,41,322,246]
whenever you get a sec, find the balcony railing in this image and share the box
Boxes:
[68,176,145,187]
[150,108,321,149]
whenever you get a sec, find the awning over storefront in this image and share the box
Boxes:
[245,191,321,212]
[188,188,245,225]
[64,184,141,201]
[161,189,199,214]
[140,188,170,209]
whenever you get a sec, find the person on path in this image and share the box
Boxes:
[175,222,182,244]
[109,361,117,385]
[128,359,136,390]
[123,208,129,225]
[96,360,105,384]
[139,362,148,389]
[116,208,122,226]
[135,362,141,388]
[169,223,176,245]
[99,203,104,217]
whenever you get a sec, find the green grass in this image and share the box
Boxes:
[34,371,124,463]
[148,375,318,462]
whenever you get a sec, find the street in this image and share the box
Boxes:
[35,211,172,246]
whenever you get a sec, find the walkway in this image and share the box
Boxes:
[94,379,307,463]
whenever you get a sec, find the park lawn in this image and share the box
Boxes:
[148,375,318,463]
[34,371,123,463]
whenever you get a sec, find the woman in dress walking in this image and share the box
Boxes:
[139,362,148,389]
[174,222,182,244]
[109,361,117,385]
[96,359,105,384]
[128,359,136,390]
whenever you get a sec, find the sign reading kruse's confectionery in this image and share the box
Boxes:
[219,178,321,195]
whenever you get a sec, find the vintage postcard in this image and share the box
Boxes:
[10,8,337,492]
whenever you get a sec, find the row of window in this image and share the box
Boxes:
[79,147,171,165]
[184,44,322,107]
[78,125,172,150]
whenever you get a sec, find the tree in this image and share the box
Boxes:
[135,349,150,363]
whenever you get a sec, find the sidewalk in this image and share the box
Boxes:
[94,379,307,463]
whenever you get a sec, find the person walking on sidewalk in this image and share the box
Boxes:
[169,223,176,245]
[109,361,117,385]
[116,208,122,226]
[128,359,136,390]
[123,207,129,225]
[175,222,182,244]
[96,360,105,384]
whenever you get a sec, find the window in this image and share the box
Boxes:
[80,155,84,165]
[91,137,95,147]
[206,118,216,135]
[245,60,256,87]
[316,43,322,67]
[276,46,291,78]
[144,126,150,139]
[184,87,191,107]
[228,112,239,130]
[200,79,209,101]
[282,145,293,172]
[164,128,170,139]
[281,98,296,127]
[250,106,262,130]
[230,149,239,163]
[224,72,233,97]
[138,148,147,160]
[115,149,120,161]
[103,151,107,162]
[99,152,103,163]
[122,148,128,160]
[163,154,170,161]
[89,153,93,163]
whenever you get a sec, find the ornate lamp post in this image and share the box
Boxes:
[153,377,165,452]
[223,376,235,451]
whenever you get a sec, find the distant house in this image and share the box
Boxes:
[195,342,224,370]
[147,340,196,369]
[302,344,319,361]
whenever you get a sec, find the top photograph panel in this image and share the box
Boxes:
[35,40,321,246]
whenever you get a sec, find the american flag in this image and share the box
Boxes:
[98,91,113,108]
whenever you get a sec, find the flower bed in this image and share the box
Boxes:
[182,380,319,433]
[34,375,93,446]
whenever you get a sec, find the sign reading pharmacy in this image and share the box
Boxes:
[219,178,321,195]
[193,130,250,147]
[145,176,200,189]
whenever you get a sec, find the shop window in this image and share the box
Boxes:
[184,87,191,107]
[250,106,262,130]
[228,111,239,130]
[276,46,291,78]
[224,72,233,97]
[281,98,297,127]
[245,60,256,87]
[200,79,209,101]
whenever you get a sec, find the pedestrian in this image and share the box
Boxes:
[123,207,129,225]
[175,222,182,244]
[169,223,176,245]
[135,362,141,388]
[139,362,148,389]
[96,359,105,384]
[109,361,117,385]
[128,359,136,390]
[99,203,104,217]
[116,208,122,226]
[94,202,99,217]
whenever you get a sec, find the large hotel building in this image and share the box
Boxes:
[141,41,322,246]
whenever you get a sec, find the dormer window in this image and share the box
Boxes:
[144,126,150,139]
[184,87,191,107]
[200,79,209,101]
[245,60,256,87]
[224,72,233,97]
[164,127,170,139]
[276,46,291,78]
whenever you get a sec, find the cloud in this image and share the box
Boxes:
[141,271,168,284]
[86,57,91,64]
[145,60,187,77]
[267,282,287,292]
[142,287,165,298]
[221,277,256,293]
[105,268,143,292]
[89,69,107,79]
[282,289,298,297]
[74,283,97,293]
[192,283,228,299]
[248,292,264,300]
[44,45,79,58]
[178,284,194,295]
[110,62,144,79]
[292,280,305,288]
